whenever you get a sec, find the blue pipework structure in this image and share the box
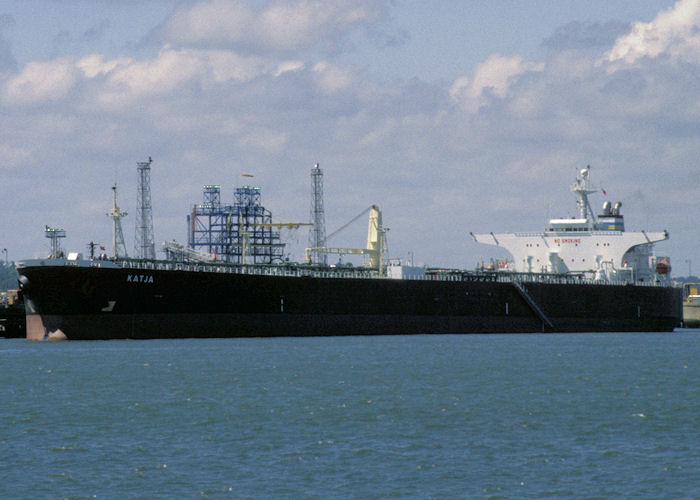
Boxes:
[187,185,284,264]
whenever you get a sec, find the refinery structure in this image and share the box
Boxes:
[79,158,376,267]
[187,184,289,264]
[183,163,384,269]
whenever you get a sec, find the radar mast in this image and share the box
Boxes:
[570,166,598,226]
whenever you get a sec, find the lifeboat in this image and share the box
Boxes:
[655,259,671,275]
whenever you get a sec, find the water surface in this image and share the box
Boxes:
[2,332,700,498]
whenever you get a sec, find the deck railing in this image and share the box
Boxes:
[58,257,670,288]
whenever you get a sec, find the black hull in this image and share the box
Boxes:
[18,264,682,340]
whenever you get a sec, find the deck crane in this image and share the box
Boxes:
[325,206,372,242]
[305,205,387,274]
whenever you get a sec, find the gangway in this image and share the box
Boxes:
[512,280,555,331]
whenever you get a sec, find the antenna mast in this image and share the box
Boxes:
[107,184,128,258]
[45,226,66,259]
[135,157,155,259]
[308,163,327,265]
[571,165,598,226]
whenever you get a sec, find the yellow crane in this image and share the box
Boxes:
[305,205,387,274]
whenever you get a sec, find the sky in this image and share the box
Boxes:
[0,0,698,274]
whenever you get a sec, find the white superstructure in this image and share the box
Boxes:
[472,166,671,283]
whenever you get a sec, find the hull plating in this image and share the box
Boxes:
[19,264,682,340]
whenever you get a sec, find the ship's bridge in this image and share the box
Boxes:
[547,216,625,233]
[471,166,669,283]
[547,218,589,232]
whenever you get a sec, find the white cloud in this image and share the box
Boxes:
[77,54,132,78]
[605,0,700,64]
[449,54,543,113]
[100,47,261,101]
[2,58,77,105]
[2,47,274,110]
[160,0,255,47]
[159,0,384,54]
[312,61,353,94]
[274,60,305,77]
[259,0,378,49]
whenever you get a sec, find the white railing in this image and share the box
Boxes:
[108,258,669,287]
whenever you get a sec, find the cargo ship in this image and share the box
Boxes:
[16,166,682,340]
